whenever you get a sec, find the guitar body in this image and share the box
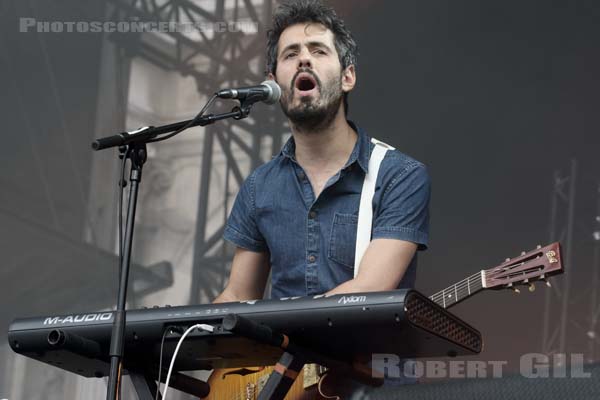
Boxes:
[203,367,327,400]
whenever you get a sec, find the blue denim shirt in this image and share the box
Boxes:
[223,121,430,299]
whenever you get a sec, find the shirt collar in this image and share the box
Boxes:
[280,134,296,160]
[279,120,371,173]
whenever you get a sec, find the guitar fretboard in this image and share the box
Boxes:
[429,271,484,309]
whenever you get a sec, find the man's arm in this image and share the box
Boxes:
[327,161,430,296]
[213,247,270,303]
[326,238,417,296]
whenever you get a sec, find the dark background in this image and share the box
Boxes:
[336,0,600,367]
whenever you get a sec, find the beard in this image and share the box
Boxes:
[279,69,344,133]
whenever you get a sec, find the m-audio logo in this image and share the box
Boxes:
[43,313,112,325]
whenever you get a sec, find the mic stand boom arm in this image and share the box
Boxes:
[92,106,249,151]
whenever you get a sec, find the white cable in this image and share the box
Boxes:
[161,323,215,400]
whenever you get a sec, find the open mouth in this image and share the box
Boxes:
[295,73,318,94]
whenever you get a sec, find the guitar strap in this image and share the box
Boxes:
[354,138,395,277]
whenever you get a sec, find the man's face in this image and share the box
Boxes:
[270,23,355,130]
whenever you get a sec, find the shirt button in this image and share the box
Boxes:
[309,211,317,219]
[308,255,316,263]
[298,172,305,180]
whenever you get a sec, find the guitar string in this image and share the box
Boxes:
[431,274,501,306]
[432,277,484,302]
[429,259,536,306]
[443,259,535,298]
[430,273,537,307]
[432,269,484,295]
[429,272,483,303]
[430,275,482,302]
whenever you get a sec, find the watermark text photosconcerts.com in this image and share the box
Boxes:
[372,353,593,379]
[19,18,258,34]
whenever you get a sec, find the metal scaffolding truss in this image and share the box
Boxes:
[542,161,600,362]
[588,184,600,362]
[106,0,269,90]
[105,0,288,304]
[542,160,577,356]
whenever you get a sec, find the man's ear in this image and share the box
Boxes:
[341,65,356,93]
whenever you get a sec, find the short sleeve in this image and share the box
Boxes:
[372,162,430,250]
[223,171,268,252]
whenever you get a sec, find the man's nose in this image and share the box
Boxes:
[297,49,312,69]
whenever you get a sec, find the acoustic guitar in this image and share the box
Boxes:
[203,242,563,399]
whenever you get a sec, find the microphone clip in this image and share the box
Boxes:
[232,97,256,120]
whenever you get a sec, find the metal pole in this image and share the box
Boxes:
[558,159,577,354]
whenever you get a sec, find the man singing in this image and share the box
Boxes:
[214,0,430,304]
[210,0,430,395]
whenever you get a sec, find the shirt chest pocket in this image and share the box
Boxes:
[328,212,358,269]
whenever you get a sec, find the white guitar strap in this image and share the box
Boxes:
[354,138,395,277]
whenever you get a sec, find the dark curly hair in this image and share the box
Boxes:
[266,0,358,115]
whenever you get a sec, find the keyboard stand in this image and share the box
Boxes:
[130,371,161,400]
[128,369,210,400]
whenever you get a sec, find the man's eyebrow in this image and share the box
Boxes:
[279,41,333,56]
[280,43,300,56]
[307,41,333,52]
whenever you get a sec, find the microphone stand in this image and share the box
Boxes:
[94,102,254,400]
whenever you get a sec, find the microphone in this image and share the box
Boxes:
[216,80,281,104]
